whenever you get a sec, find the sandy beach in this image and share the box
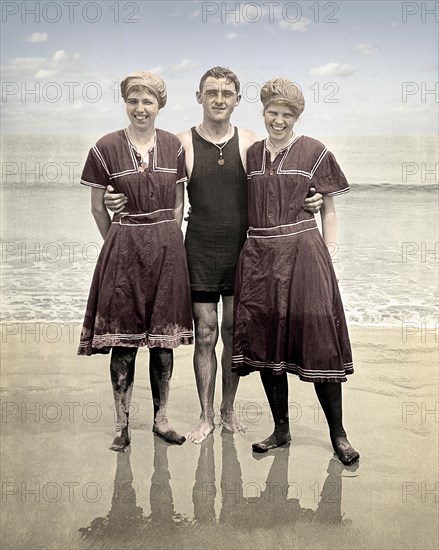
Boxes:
[1,324,438,549]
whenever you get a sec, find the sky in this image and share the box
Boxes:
[1,0,438,136]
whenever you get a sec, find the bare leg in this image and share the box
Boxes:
[220,296,246,433]
[149,347,185,445]
[109,347,137,452]
[186,302,219,443]
[252,371,291,453]
[314,382,359,465]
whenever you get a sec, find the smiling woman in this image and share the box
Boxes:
[232,77,359,465]
[77,71,193,451]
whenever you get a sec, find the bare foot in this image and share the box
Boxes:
[152,420,185,445]
[185,419,215,444]
[220,411,247,434]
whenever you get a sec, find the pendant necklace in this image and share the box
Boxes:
[137,154,148,173]
[126,128,156,172]
[197,124,233,166]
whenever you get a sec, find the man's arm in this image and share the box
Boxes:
[176,129,193,180]
[305,188,323,213]
[174,182,184,227]
[237,128,260,171]
[104,184,127,213]
[91,187,112,239]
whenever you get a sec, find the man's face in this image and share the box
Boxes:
[196,76,241,123]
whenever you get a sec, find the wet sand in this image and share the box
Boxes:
[1,325,438,550]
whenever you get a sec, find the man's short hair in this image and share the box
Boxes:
[199,66,240,95]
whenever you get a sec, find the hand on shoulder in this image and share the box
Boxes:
[238,128,260,147]
[176,129,192,149]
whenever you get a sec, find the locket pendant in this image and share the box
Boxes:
[218,158,225,166]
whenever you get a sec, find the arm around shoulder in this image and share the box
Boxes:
[238,128,260,148]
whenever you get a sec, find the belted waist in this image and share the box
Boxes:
[247,219,317,239]
[112,209,175,226]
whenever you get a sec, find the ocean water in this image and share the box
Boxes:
[1,135,438,326]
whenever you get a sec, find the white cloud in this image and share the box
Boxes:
[1,51,92,82]
[310,63,355,77]
[34,69,58,79]
[171,59,195,72]
[1,56,46,79]
[25,32,48,43]
[147,65,163,74]
[354,42,379,55]
[53,50,68,62]
[9,56,46,68]
[279,18,310,32]
[226,32,238,40]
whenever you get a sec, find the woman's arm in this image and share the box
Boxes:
[320,196,338,270]
[91,187,111,239]
[174,182,184,228]
[320,195,337,246]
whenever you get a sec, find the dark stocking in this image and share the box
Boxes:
[252,371,291,453]
[109,347,137,452]
[149,348,185,445]
[314,382,359,465]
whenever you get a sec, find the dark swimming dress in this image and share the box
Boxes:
[232,135,353,383]
[78,128,193,356]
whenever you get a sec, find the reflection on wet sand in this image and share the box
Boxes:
[79,433,356,548]
[79,440,191,548]
[3,329,436,549]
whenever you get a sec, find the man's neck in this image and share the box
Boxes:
[199,120,233,142]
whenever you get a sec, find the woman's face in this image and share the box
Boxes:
[264,102,296,143]
[125,89,159,132]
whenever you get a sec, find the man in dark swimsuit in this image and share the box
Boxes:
[103,67,323,443]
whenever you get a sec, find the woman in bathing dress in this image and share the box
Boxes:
[78,71,193,451]
[232,77,359,465]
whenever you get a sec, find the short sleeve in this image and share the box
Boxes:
[176,143,188,185]
[80,144,110,190]
[311,149,350,196]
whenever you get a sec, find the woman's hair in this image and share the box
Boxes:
[198,66,240,95]
[120,72,167,108]
[125,84,155,99]
[260,77,305,119]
